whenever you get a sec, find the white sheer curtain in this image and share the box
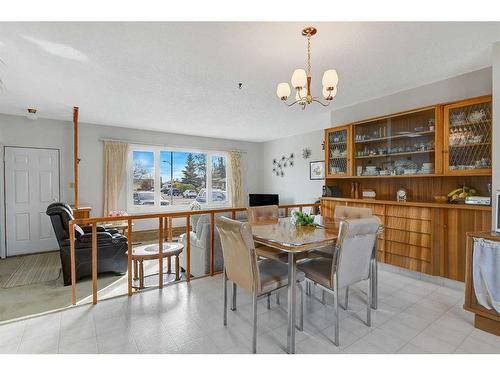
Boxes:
[229,151,245,208]
[103,141,129,215]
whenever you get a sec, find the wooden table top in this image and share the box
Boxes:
[250,217,338,252]
[128,242,184,260]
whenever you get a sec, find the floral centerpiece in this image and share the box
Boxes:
[293,211,315,226]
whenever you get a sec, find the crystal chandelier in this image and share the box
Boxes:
[276,27,338,109]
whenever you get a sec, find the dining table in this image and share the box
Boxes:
[250,216,338,354]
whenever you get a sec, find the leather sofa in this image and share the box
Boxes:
[46,203,128,286]
[179,214,223,277]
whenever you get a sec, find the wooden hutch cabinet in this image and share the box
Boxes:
[322,95,493,282]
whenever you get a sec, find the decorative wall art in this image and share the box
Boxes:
[309,160,325,180]
[302,148,312,159]
[272,153,294,177]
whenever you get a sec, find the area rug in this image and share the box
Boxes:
[0,252,61,289]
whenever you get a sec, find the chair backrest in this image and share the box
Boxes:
[46,203,83,244]
[247,205,279,223]
[216,216,259,294]
[333,216,381,289]
[334,206,372,220]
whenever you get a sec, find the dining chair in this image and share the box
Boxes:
[308,205,373,306]
[298,216,381,346]
[216,216,305,353]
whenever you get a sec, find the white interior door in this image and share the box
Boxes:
[5,147,60,256]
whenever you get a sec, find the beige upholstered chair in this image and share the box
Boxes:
[216,216,304,353]
[313,206,373,260]
[247,205,288,262]
[299,216,381,346]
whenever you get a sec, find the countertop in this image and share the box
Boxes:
[320,197,492,211]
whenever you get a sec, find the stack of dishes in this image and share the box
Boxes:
[419,162,434,174]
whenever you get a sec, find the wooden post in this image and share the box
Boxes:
[73,106,79,209]
[92,222,97,305]
[210,212,215,276]
[285,207,289,217]
[127,218,133,296]
[186,216,191,282]
[168,217,173,241]
[159,217,164,289]
[69,221,76,305]
[231,211,236,220]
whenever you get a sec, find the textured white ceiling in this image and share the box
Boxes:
[0,22,499,142]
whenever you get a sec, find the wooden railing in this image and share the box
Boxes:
[69,203,319,305]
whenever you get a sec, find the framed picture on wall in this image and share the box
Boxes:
[309,161,325,180]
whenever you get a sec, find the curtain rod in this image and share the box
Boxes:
[99,137,247,154]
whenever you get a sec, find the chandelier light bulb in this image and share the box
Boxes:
[291,69,307,89]
[276,82,291,100]
[322,69,339,88]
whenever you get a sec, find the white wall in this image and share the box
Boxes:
[260,68,493,204]
[260,130,325,205]
[0,115,263,257]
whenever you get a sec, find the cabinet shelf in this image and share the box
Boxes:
[449,142,491,149]
[355,149,435,159]
[354,130,435,144]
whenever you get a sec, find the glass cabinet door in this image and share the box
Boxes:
[352,108,437,177]
[326,126,351,177]
[444,97,492,175]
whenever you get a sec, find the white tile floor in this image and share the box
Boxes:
[1,269,500,354]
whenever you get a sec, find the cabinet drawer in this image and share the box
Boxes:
[386,217,431,234]
[385,241,431,262]
[349,202,385,215]
[385,228,431,248]
[386,205,431,220]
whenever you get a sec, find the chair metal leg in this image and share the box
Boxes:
[252,291,258,354]
[267,293,271,310]
[371,258,378,310]
[334,283,339,346]
[223,271,228,326]
[321,289,326,305]
[343,286,349,310]
[297,283,304,331]
[231,282,237,311]
[276,292,280,305]
[305,281,311,296]
[367,276,372,327]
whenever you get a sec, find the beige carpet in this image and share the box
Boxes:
[0,252,61,288]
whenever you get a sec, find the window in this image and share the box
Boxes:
[128,146,230,210]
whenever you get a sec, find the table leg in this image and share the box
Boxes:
[175,255,180,280]
[287,252,297,354]
[139,260,144,289]
[167,256,172,274]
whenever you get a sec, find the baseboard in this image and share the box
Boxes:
[379,262,465,291]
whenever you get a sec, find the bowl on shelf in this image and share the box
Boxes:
[434,196,448,204]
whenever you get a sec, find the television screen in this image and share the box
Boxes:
[249,194,279,207]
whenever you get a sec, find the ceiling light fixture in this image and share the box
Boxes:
[276,27,338,110]
[26,108,38,120]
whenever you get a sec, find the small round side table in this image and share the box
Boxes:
[127,242,184,289]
